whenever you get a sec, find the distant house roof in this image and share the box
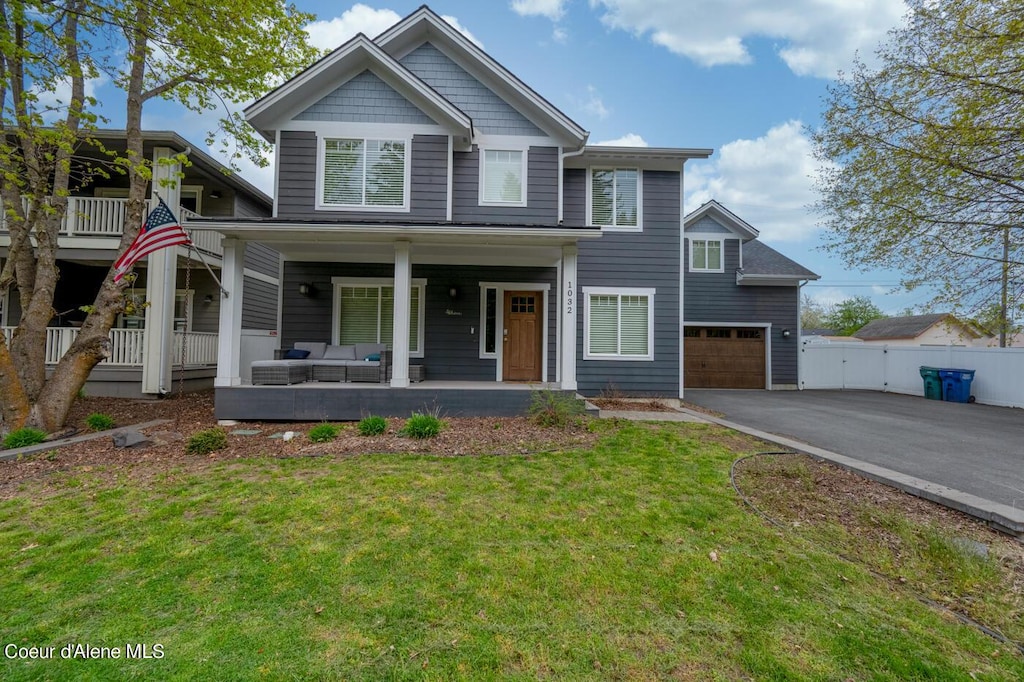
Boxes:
[853,313,980,340]
[741,240,820,279]
[803,328,837,337]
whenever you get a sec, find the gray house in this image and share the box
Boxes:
[191,6,814,420]
[0,130,279,398]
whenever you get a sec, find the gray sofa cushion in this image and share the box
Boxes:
[323,344,357,360]
[355,342,387,360]
[294,341,327,359]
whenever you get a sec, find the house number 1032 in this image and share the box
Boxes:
[566,281,573,314]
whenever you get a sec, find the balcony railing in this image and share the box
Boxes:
[1,327,218,367]
[0,196,223,257]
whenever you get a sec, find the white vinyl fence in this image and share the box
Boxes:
[801,342,1024,409]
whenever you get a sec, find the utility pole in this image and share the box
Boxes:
[1000,226,1009,348]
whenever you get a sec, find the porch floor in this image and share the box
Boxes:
[215,381,570,421]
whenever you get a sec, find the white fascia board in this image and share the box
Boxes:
[187,220,602,242]
[683,200,759,240]
[736,272,817,286]
[375,8,587,147]
[245,34,471,141]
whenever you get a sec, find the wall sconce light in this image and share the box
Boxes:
[299,283,313,296]
[203,294,214,304]
[208,190,222,200]
[448,286,459,300]
[782,329,791,338]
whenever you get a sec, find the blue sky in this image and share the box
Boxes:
[129,0,930,315]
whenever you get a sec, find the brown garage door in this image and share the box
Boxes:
[684,327,766,388]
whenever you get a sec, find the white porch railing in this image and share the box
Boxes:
[0,197,223,257]
[2,326,218,367]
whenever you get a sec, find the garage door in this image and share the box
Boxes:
[684,327,766,388]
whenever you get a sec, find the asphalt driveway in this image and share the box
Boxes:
[683,389,1024,521]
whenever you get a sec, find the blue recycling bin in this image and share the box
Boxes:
[938,368,976,403]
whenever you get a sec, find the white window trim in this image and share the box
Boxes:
[181,185,204,215]
[329,276,427,358]
[174,289,195,332]
[315,135,412,213]
[585,167,643,232]
[478,148,528,207]
[687,235,725,273]
[582,286,655,361]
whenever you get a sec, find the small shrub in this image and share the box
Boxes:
[402,412,443,439]
[3,427,47,450]
[528,391,586,428]
[185,428,228,456]
[358,415,388,436]
[308,423,341,443]
[85,413,115,432]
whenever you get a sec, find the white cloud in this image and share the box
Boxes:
[686,120,831,242]
[808,287,852,308]
[304,5,482,51]
[511,0,567,21]
[594,133,648,147]
[552,26,569,43]
[590,0,906,78]
[582,85,609,120]
[303,5,401,50]
[32,75,108,115]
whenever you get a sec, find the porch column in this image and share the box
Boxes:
[390,241,411,388]
[215,237,246,387]
[560,245,578,391]
[141,146,181,395]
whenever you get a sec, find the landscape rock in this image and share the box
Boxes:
[149,431,185,446]
[112,430,153,449]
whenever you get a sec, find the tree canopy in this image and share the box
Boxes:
[824,296,886,337]
[813,0,1024,341]
[0,0,318,431]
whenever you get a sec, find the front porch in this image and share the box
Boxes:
[215,380,571,420]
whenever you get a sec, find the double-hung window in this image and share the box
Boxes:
[590,168,639,230]
[332,278,425,356]
[689,238,723,272]
[583,287,654,360]
[480,149,526,205]
[321,138,408,209]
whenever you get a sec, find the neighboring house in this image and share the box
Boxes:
[0,130,279,398]
[853,313,984,347]
[187,6,813,420]
[682,201,819,389]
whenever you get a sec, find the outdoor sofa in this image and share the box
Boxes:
[251,342,423,385]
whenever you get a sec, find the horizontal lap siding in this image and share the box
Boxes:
[242,277,279,330]
[683,239,800,385]
[452,146,558,224]
[567,169,681,396]
[281,262,557,381]
[243,243,280,280]
[277,132,448,221]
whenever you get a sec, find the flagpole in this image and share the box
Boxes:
[187,241,229,298]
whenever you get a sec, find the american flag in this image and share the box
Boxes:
[113,198,191,282]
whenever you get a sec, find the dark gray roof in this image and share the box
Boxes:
[803,328,837,336]
[741,240,819,279]
[853,313,952,340]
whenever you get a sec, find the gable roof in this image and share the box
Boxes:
[245,33,473,143]
[684,200,759,240]
[375,6,588,147]
[740,240,819,280]
[853,313,980,340]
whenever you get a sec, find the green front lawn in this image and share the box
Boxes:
[1,422,1020,680]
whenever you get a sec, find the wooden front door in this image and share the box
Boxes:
[684,327,766,388]
[503,291,543,381]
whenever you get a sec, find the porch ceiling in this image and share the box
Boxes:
[187,220,600,262]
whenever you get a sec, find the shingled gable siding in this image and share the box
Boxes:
[400,42,544,136]
[279,262,557,381]
[565,168,681,396]
[687,215,732,235]
[683,239,800,385]
[452,146,558,224]
[276,131,448,221]
[294,70,436,125]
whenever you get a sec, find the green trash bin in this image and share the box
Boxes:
[919,366,942,400]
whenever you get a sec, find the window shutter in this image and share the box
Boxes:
[339,286,380,345]
[615,169,638,227]
[591,169,613,225]
[619,295,649,355]
[483,150,523,203]
[588,294,619,354]
[323,139,363,205]
[366,140,405,206]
